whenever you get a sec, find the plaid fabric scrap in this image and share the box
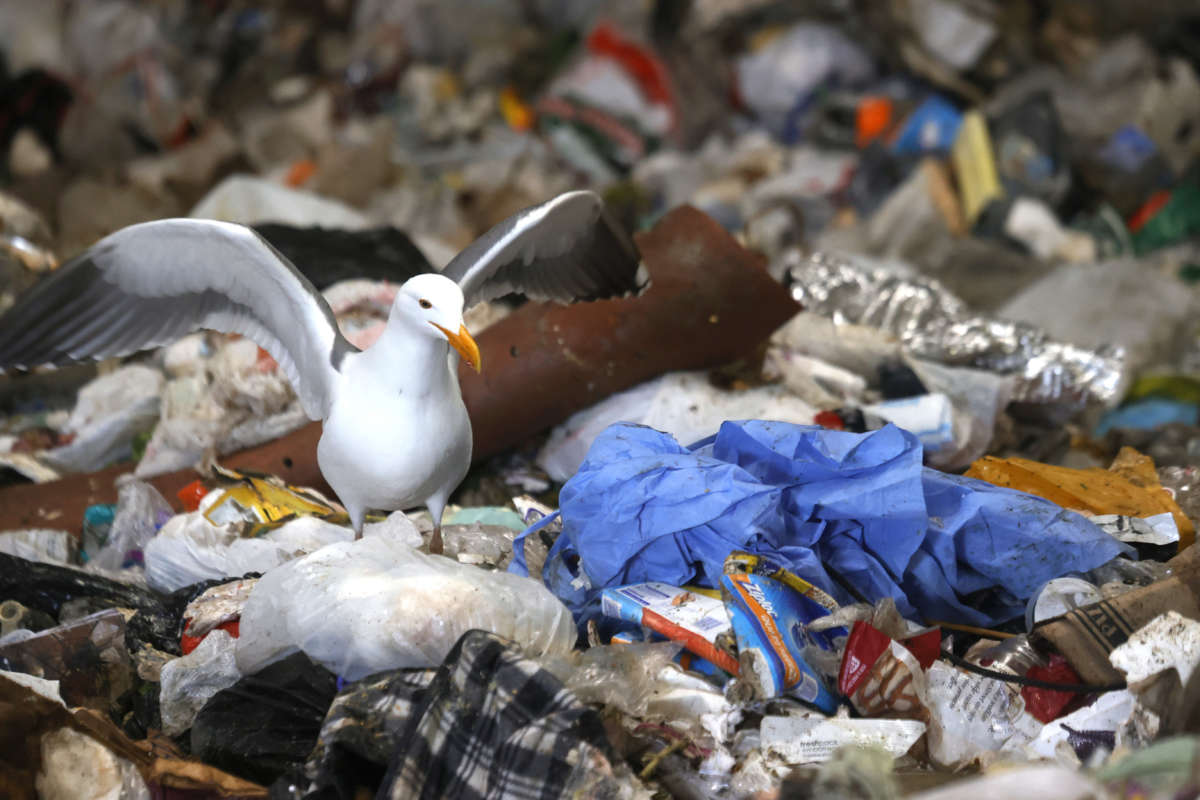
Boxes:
[274,630,639,800]
[381,629,630,800]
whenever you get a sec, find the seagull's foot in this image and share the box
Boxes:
[430,524,444,556]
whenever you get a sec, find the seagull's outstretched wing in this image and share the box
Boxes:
[0,219,356,420]
[440,190,644,307]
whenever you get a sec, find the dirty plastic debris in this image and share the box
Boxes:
[181,578,256,652]
[190,652,337,786]
[236,528,575,679]
[924,659,1041,767]
[0,529,76,565]
[87,479,172,571]
[1024,689,1139,764]
[144,509,419,593]
[158,629,242,737]
[39,365,163,474]
[0,608,133,713]
[761,714,926,764]
[838,620,935,719]
[37,725,151,800]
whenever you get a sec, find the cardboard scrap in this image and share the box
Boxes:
[0,672,267,799]
[1033,553,1200,685]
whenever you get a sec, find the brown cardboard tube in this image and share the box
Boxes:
[0,206,800,532]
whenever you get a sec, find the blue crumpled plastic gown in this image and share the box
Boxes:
[511,421,1129,630]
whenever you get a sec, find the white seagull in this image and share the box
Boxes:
[0,190,642,553]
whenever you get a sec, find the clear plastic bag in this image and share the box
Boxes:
[88,480,172,571]
[144,511,420,593]
[236,530,576,679]
[158,630,241,737]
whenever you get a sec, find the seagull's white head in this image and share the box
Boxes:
[393,273,481,371]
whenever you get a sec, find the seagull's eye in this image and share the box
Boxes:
[418,299,432,309]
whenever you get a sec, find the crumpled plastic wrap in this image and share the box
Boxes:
[37,725,151,800]
[87,479,172,571]
[39,364,163,474]
[786,250,1127,408]
[542,641,683,720]
[0,529,77,564]
[236,528,576,679]
[183,579,256,639]
[158,629,242,737]
[144,510,419,593]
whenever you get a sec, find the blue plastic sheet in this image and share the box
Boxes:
[1095,398,1198,436]
[512,421,1129,631]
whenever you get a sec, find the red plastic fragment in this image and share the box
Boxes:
[180,619,241,655]
[1022,654,1081,723]
[900,627,942,670]
[177,480,209,512]
[814,410,845,430]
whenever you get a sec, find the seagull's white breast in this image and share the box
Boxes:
[317,349,472,515]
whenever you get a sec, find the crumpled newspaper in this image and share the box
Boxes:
[786,250,1126,408]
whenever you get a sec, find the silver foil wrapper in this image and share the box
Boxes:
[787,251,1126,407]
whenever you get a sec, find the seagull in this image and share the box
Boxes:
[0,190,643,553]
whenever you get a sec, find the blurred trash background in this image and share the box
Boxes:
[2,0,1200,797]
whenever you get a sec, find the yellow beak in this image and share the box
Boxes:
[433,322,482,372]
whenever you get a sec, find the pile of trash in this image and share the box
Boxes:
[2,0,1200,797]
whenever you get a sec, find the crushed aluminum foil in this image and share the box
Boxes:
[785,250,1126,407]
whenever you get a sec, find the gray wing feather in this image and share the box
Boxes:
[0,219,356,420]
[440,190,643,307]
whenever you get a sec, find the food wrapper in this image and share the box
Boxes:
[965,447,1194,549]
[925,661,1042,767]
[838,620,935,719]
[201,466,344,537]
[720,552,841,711]
[600,582,739,675]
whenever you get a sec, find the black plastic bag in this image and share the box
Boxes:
[191,652,338,786]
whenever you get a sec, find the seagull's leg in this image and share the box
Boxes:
[427,497,447,556]
[350,505,365,541]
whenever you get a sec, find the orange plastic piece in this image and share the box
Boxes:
[285,158,318,187]
[855,96,893,149]
[177,479,209,512]
[499,86,535,132]
[965,447,1194,550]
